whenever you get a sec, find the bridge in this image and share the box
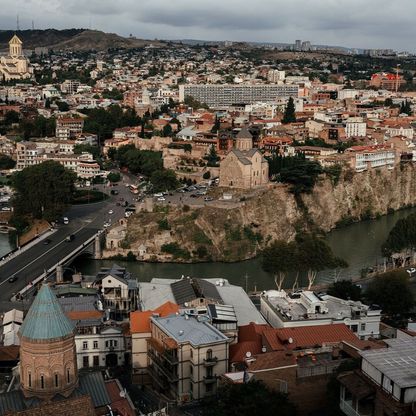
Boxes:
[0,182,135,307]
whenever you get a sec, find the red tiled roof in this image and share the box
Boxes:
[106,380,135,416]
[275,324,359,349]
[248,351,296,371]
[130,302,179,334]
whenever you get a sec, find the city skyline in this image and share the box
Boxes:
[0,0,415,52]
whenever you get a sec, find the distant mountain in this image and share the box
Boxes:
[0,29,166,52]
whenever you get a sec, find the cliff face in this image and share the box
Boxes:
[117,165,416,263]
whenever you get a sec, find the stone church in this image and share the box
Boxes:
[219,127,269,189]
[0,35,33,81]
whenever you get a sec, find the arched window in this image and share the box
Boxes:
[67,369,70,383]
[55,374,59,388]
[28,372,32,388]
[206,349,213,360]
[40,375,44,389]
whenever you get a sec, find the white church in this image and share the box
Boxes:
[0,35,33,81]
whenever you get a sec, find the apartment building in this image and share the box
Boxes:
[346,145,398,172]
[339,337,416,416]
[267,70,286,83]
[345,117,367,138]
[60,79,81,94]
[179,84,299,108]
[148,313,230,402]
[260,290,381,340]
[56,117,84,140]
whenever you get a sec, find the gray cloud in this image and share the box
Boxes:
[1,0,416,51]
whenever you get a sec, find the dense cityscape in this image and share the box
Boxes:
[0,5,416,415]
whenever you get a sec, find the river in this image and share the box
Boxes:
[0,207,414,291]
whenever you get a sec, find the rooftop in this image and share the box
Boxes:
[361,337,416,388]
[152,313,229,347]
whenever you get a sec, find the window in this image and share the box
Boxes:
[360,323,366,332]
[190,365,193,375]
[55,374,59,388]
[28,372,31,388]
[350,325,358,333]
[93,356,99,366]
[82,341,88,350]
[206,383,213,393]
[93,341,98,349]
[40,375,44,389]
[190,350,193,359]
[206,349,213,360]
[67,369,70,383]
[206,367,213,378]
[83,356,89,368]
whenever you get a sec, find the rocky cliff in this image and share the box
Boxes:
[115,165,416,263]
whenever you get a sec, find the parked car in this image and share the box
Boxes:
[103,222,110,228]
[8,275,18,283]
[1,206,11,211]
[63,217,69,225]
[108,210,114,215]
[43,238,52,245]
[153,193,163,197]
[157,197,166,201]
[204,197,214,202]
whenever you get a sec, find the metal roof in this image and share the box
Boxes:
[78,372,111,408]
[19,284,75,341]
[171,278,196,305]
[361,338,416,388]
[152,314,228,347]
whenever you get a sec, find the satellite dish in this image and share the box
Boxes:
[246,351,252,358]
[288,337,293,344]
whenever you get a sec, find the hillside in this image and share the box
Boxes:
[108,164,416,263]
[0,29,166,52]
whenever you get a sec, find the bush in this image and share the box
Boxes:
[203,171,211,179]
[158,218,170,230]
[196,245,208,258]
[161,242,190,259]
[193,230,212,245]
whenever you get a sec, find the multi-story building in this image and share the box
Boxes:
[179,84,299,108]
[267,70,285,83]
[346,145,398,172]
[148,313,230,402]
[60,79,81,94]
[260,290,381,340]
[56,117,84,140]
[369,73,406,91]
[345,117,367,138]
[339,337,416,416]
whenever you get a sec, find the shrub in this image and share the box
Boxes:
[158,218,170,230]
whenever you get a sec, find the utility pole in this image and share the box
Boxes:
[395,64,400,93]
[16,15,20,32]
[245,273,249,293]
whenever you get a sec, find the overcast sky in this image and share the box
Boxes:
[0,0,414,51]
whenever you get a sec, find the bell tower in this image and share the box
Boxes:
[9,35,23,57]
[18,283,78,400]
[235,127,253,151]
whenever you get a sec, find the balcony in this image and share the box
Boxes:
[203,357,218,367]
[340,399,372,416]
[148,349,179,383]
[203,375,217,385]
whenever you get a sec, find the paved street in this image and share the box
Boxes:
[0,179,135,307]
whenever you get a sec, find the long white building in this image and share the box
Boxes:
[179,84,299,108]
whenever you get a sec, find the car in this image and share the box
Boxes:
[65,234,75,242]
[204,197,214,202]
[1,206,11,211]
[406,268,416,276]
[8,275,18,283]
[108,210,114,215]
[157,197,166,201]
[63,217,69,224]
[153,193,163,197]
[178,189,186,193]
[43,238,52,245]
[103,222,110,228]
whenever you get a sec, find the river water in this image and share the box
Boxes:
[1,207,414,291]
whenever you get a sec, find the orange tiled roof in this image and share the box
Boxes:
[66,310,103,321]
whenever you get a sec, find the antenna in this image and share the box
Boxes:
[16,15,20,32]
[32,20,34,31]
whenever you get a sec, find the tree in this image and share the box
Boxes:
[400,100,412,116]
[279,160,322,195]
[107,172,121,183]
[382,213,416,266]
[0,155,16,170]
[4,110,19,125]
[203,171,211,179]
[56,101,70,112]
[282,97,296,124]
[11,161,76,221]
[162,123,173,137]
[327,280,362,301]
[211,115,221,133]
[201,380,297,416]
[206,145,219,167]
[296,233,348,289]
[150,169,179,192]
[74,144,100,160]
[365,270,414,317]
[262,240,298,289]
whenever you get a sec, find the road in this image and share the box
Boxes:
[0,180,136,306]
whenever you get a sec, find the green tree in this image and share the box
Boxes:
[73,144,100,159]
[211,115,221,133]
[400,100,413,116]
[202,380,297,416]
[262,240,298,289]
[327,280,362,301]
[162,123,173,137]
[365,270,414,317]
[282,97,296,124]
[206,145,219,167]
[107,172,121,183]
[296,233,348,289]
[0,155,16,170]
[11,161,76,221]
[4,110,19,125]
[150,169,179,192]
[56,101,70,112]
[279,160,322,194]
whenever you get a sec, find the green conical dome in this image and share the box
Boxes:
[19,283,74,341]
